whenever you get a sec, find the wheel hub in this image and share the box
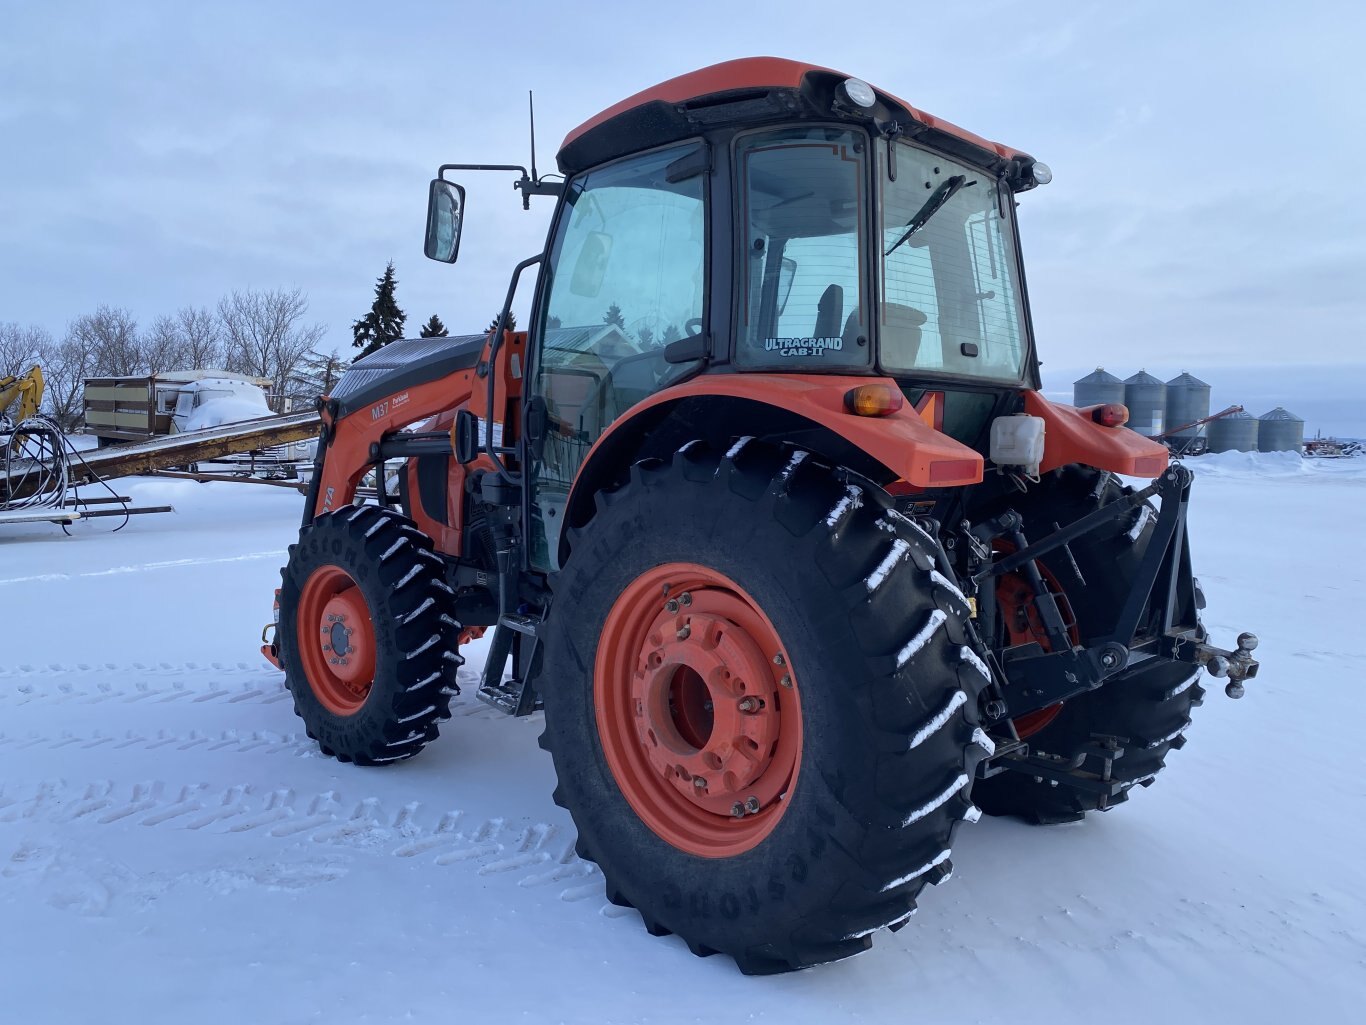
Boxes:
[634,610,782,817]
[596,562,802,858]
[320,589,368,681]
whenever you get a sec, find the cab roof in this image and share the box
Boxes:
[558,57,1031,177]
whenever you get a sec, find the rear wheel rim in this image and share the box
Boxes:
[995,546,1078,739]
[297,565,376,715]
[596,562,801,858]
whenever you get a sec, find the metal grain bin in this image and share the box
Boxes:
[1164,371,1211,438]
[1257,407,1304,453]
[1073,367,1125,408]
[1207,410,1260,452]
[1123,370,1167,438]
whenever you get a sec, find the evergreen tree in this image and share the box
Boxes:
[637,326,654,348]
[486,311,517,334]
[352,262,407,360]
[419,314,447,338]
[602,302,625,330]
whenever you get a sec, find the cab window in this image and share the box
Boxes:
[530,142,707,569]
[735,126,871,369]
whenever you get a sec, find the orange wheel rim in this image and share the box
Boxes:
[297,565,376,715]
[596,562,801,858]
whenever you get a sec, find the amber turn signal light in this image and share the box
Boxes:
[1092,403,1129,428]
[845,384,904,417]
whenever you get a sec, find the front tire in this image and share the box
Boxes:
[278,505,462,764]
[535,441,991,973]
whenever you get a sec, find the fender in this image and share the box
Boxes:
[1024,391,1169,478]
[564,374,984,537]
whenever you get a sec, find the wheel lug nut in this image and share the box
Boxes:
[779,674,793,689]
[773,653,785,667]
[693,777,707,790]
[738,696,762,713]
[731,802,745,818]
[676,623,691,640]
[665,599,680,613]
[745,796,760,814]
[679,592,692,607]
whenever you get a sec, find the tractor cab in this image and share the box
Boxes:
[426,59,1054,567]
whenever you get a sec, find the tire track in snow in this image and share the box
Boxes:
[0,779,607,913]
[0,663,288,708]
[0,663,500,718]
[0,729,322,757]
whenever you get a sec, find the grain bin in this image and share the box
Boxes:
[1207,410,1260,453]
[1123,370,1167,437]
[1073,367,1125,408]
[1164,371,1211,438]
[1257,407,1304,453]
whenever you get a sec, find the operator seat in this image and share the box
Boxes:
[814,284,843,339]
[878,303,928,367]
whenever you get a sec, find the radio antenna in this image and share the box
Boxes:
[528,91,539,184]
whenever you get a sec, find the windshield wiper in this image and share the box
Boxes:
[885,175,975,257]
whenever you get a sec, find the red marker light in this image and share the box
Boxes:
[1093,403,1129,428]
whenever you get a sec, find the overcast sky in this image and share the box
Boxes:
[3,1,1363,431]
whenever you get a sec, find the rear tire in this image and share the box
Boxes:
[973,467,1206,823]
[535,440,991,973]
[278,505,462,765]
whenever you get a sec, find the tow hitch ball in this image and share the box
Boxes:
[1202,632,1260,699]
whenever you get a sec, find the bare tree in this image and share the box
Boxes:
[218,288,326,412]
[38,331,95,429]
[142,315,190,376]
[0,322,50,379]
[68,306,142,377]
[176,305,224,368]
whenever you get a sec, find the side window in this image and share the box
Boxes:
[536,144,705,445]
[530,143,706,570]
[736,126,870,368]
[965,211,1023,376]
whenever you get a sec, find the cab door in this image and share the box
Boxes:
[527,142,708,571]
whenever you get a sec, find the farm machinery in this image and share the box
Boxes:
[263,58,1260,973]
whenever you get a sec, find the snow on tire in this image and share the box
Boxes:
[534,439,991,974]
[277,505,462,765]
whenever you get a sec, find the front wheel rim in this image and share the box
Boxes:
[595,562,802,858]
[297,565,376,715]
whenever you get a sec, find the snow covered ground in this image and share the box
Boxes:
[2,455,1363,1024]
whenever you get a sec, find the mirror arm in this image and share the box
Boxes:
[438,163,563,210]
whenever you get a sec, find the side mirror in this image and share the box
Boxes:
[424,179,466,263]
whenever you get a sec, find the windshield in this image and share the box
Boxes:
[878,140,1029,382]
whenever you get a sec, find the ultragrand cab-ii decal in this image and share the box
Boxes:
[764,336,845,358]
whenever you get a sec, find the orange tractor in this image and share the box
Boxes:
[263,58,1259,973]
